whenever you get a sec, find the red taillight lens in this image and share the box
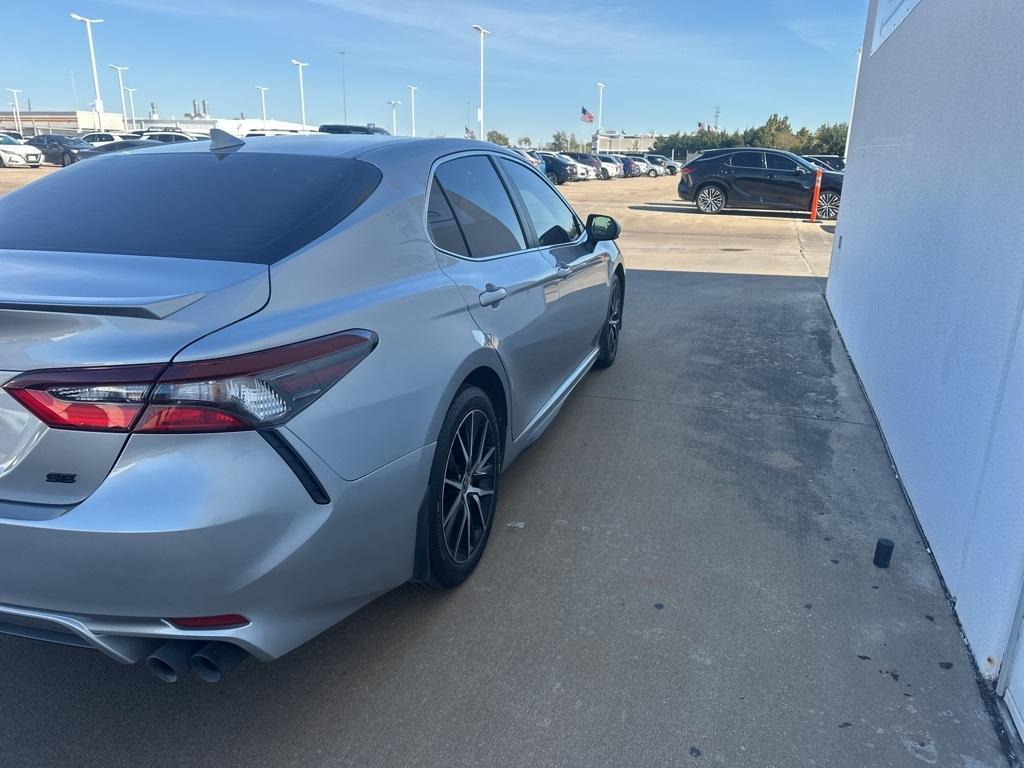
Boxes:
[3,330,377,433]
[4,364,165,432]
[679,166,695,175]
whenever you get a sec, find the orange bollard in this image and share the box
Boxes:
[808,168,823,222]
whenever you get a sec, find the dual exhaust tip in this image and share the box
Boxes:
[145,640,249,683]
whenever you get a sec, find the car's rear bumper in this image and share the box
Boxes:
[0,430,434,661]
[677,179,695,200]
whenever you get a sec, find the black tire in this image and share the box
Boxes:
[601,168,610,180]
[60,152,72,167]
[647,169,657,178]
[815,190,841,220]
[547,171,561,185]
[425,386,501,588]
[595,273,623,369]
[695,184,727,214]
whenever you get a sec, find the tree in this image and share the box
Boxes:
[653,114,849,159]
[486,130,510,147]
[551,131,570,152]
[807,123,848,155]
[517,136,532,148]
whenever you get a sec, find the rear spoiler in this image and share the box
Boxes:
[0,292,204,320]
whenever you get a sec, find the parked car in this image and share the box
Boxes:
[610,154,640,177]
[803,154,845,172]
[25,134,92,165]
[678,147,844,219]
[643,154,677,175]
[0,134,43,167]
[318,124,390,135]
[597,154,624,178]
[0,137,625,682]
[76,139,164,161]
[139,132,200,144]
[536,152,576,185]
[565,152,603,178]
[81,132,138,147]
[629,156,653,175]
[510,147,543,171]
[562,154,596,181]
[1,130,26,144]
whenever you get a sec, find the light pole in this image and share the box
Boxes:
[256,86,269,129]
[70,13,105,130]
[109,65,128,132]
[844,46,863,161]
[596,82,605,133]
[124,87,138,131]
[5,89,22,134]
[405,85,417,137]
[290,59,308,129]
[387,99,400,136]
[471,24,490,141]
[339,51,348,124]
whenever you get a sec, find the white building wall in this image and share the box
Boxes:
[827,0,1024,681]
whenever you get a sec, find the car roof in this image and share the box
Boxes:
[103,135,518,164]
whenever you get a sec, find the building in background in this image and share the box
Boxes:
[592,132,664,153]
[827,0,1024,734]
[0,110,306,137]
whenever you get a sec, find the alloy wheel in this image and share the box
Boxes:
[440,409,497,565]
[816,191,840,220]
[607,282,622,358]
[696,186,725,213]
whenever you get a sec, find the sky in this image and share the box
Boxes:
[7,0,868,142]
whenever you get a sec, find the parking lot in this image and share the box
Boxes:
[0,171,1010,768]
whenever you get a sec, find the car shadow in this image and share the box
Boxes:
[629,203,809,220]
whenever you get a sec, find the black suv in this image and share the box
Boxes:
[677,148,843,219]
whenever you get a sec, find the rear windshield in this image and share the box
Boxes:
[0,152,381,263]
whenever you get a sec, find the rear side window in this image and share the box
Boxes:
[499,159,580,247]
[729,151,765,169]
[427,179,469,257]
[0,152,382,263]
[433,155,526,258]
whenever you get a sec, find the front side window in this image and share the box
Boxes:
[766,153,800,171]
[729,151,765,169]
[499,159,580,247]
[433,155,526,258]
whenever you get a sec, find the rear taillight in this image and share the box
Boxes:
[3,330,377,433]
[680,166,695,175]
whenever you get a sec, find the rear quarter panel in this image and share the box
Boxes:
[174,148,507,481]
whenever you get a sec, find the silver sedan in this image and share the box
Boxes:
[0,134,625,682]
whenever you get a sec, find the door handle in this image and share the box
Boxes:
[556,264,573,279]
[479,284,508,307]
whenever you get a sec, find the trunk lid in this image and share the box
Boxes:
[0,250,269,508]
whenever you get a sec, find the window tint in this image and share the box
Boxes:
[433,155,525,258]
[729,151,764,169]
[766,153,800,171]
[427,179,469,257]
[0,153,382,263]
[500,159,580,247]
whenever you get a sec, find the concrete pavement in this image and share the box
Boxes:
[0,173,1010,767]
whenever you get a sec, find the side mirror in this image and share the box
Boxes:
[795,166,808,175]
[586,214,620,242]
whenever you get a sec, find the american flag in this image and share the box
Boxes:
[580,106,594,124]
[464,126,476,139]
